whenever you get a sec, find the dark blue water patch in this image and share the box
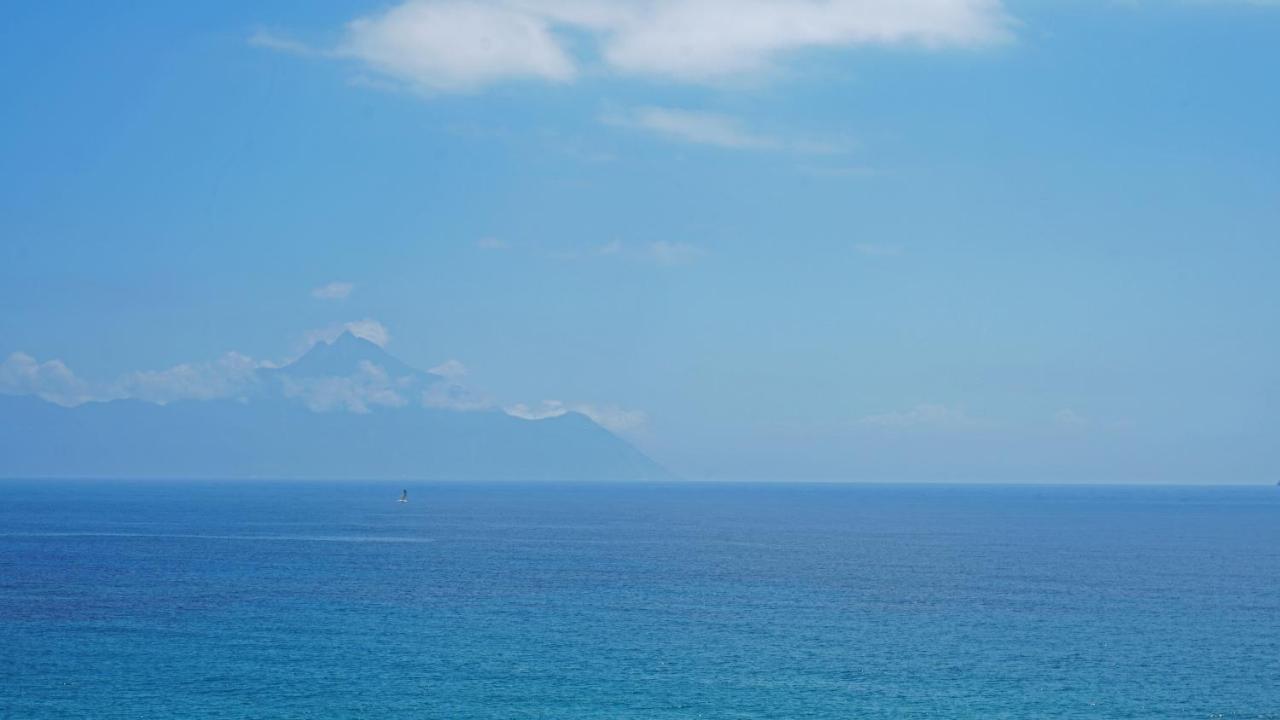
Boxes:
[1,480,1278,719]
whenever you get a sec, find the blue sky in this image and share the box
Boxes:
[2,1,1277,482]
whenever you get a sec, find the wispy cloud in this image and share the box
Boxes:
[247,29,317,56]
[605,106,777,150]
[311,281,355,300]
[605,106,845,153]
[256,0,1013,91]
[505,400,647,433]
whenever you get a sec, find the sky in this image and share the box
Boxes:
[1,0,1278,483]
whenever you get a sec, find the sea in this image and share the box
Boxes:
[1,480,1277,719]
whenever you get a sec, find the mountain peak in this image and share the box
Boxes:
[330,330,373,348]
[277,332,420,379]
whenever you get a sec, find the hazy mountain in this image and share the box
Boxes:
[264,331,426,381]
[0,335,670,481]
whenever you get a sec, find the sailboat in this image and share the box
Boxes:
[398,489,409,503]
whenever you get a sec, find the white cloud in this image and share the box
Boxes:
[311,281,355,300]
[304,319,392,348]
[604,106,846,153]
[428,359,469,380]
[590,0,1011,82]
[263,0,1012,90]
[113,352,263,405]
[606,106,775,149]
[505,399,647,433]
[859,403,979,430]
[346,319,391,346]
[247,29,317,56]
[0,352,97,407]
[505,400,566,421]
[337,1,577,92]
[280,360,409,413]
[1,351,267,407]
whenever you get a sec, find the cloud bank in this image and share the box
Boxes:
[0,351,266,407]
[114,353,263,405]
[3,328,638,435]
[0,353,97,407]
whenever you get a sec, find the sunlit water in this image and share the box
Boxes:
[2,480,1277,719]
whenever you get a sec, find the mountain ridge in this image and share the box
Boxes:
[0,340,671,481]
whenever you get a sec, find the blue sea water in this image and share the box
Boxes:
[1,481,1277,719]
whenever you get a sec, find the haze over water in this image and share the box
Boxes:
[3,480,1277,718]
